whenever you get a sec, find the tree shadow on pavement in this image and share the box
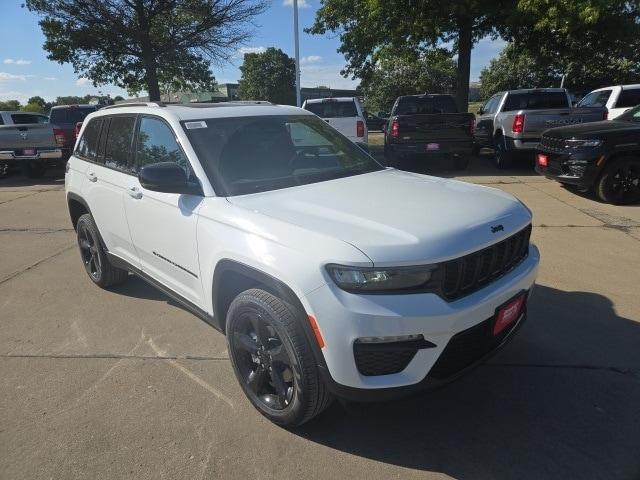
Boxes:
[296,284,640,480]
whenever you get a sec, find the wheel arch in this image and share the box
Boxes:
[212,259,327,367]
[67,192,91,230]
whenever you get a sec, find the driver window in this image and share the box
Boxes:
[136,117,191,177]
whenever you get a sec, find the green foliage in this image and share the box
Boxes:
[479,44,561,98]
[25,0,267,100]
[498,0,640,93]
[237,48,296,105]
[21,102,47,113]
[362,49,457,113]
[0,100,21,111]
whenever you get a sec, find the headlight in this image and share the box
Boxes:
[326,264,437,292]
[565,139,602,148]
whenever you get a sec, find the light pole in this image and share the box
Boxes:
[293,0,301,107]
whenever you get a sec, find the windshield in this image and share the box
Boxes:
[304,101,358,118]
[395,96,458,115]
[49,107,95,124]
[617,104,640,122]
[183,114,383,196]
[502,92,568,111]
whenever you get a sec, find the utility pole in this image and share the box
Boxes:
[293,0,301,107]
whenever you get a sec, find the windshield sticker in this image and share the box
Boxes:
[185,121,208,129]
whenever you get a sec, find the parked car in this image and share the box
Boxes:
[474,88,607,168]
[302,97,368,145]
[577,84,640,120]
[0,111,63,178]
[49,104,101,159]
[66,102,539,426]
[364,111,386,131]
[383,94,474,170]
[536,104,640,204]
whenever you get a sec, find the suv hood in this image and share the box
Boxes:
[544,120,640,138]
[228,169,532,265]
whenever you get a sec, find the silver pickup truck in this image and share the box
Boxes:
[473,88,607,168]
[0,111,63,179]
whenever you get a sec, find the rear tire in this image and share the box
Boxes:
[25,160,46,179]
[595,157,640,205]
[0,162,9,179]
[76,213,129,288]
[494,136,513,169]
[226,289,332,427]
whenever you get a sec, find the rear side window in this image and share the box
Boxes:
[395,96,458,115]
[503,92,568,112]
[11,113,48,124]
[135,117,189,174]
[577,90,612,108]
[75,118,103,161]
[103,116,136,173]
[305,101,358,118]
[49,107,95,124]
[615,89,640,109]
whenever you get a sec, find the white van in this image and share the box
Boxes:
[302,97,368,144]
[577,84,640,119]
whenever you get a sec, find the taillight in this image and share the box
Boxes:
[512,114,525,134]
[470,117,476,136]
[603,110,608,120]
[74,122,83,138]
[53,128,66,147]
[357,120,365,137]
[390,119,400,138]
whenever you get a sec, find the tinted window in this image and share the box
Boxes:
[483,95,500,114]
[617,104,640,122]
[395,96,458,115]
[103,116,135,172]
[75,118,103,161]
[49,107,96,124]
[577,90,612,108]
[305,101,358,118]
[615,89,640,109]
[503,92,568,112]
[183,115,382,196]
[136,117,189,173]
[11,113,48,124]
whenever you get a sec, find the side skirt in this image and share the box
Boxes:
[106,252,223,333]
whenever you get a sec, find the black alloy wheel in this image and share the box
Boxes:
[597,157,640,205]
[78,220,102,282]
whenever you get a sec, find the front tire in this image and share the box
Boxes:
[595,157,640,205]
[76,213,129,288]
[226,289,332,427]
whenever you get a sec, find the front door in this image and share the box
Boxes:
[124,116,205,308]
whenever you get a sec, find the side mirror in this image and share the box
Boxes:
[139,162,202,195]
[477,107,484,115]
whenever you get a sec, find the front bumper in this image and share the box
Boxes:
[535,148,603,187]
[304,244,540,397]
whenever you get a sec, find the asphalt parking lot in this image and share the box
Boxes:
[1,150,640,479]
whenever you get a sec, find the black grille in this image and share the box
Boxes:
[354,339,429,376]
[539,135,567,153]
[428,310,521,380]
[440,225,531,301]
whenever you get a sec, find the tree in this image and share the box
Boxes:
[113,95,125,102]
[479,44,561,98]
[308,0,515,112]
[362,49,456,113]
[0,100,21,111]
[237,48,296,105]
[26,0,267,101]
[21,103,47,113]
[27,96,48,109]
[499,0,640,94]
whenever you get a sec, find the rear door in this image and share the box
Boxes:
[305,99,360,142]
[124,115,205,307]
[611,88,640,119]
[80,115,139,267]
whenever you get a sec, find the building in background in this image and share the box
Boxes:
[122,83,359,104]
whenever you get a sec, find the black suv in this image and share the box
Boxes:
[536,104,640,204]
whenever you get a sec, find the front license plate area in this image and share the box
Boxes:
[493,292,526,336]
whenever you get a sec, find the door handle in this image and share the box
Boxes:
[87,171,97,182]
[128,186,143,199]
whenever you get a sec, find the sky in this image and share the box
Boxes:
[0,0,506,104]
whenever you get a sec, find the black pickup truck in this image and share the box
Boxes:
[536,104,640,204]
[383,94,474,170]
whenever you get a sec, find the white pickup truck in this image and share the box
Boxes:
[302,97,368,146]
[0,111,63,178]
[577,84,640,120]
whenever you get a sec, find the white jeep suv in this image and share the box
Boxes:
[65,102,539,426]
